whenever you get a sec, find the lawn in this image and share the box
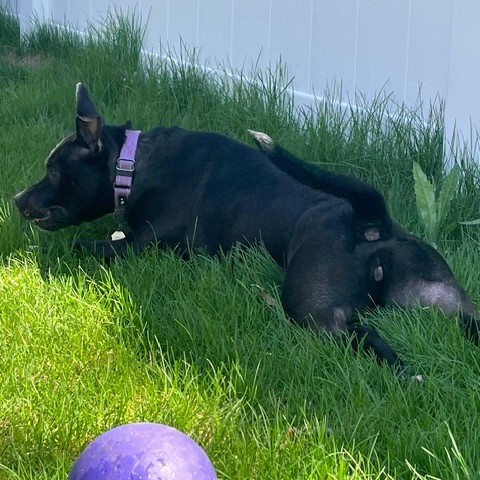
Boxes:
[1,7,480,480]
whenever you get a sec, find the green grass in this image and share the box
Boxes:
[1,6,480,479]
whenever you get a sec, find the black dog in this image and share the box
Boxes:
[14,83,479,376]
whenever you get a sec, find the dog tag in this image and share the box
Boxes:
[111,230,126,241]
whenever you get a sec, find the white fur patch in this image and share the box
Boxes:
[328,306,351,333]
[417,282,461,314]
[390,280,463,316]
[247,129,275,152]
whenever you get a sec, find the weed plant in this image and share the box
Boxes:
[1,5,480,479]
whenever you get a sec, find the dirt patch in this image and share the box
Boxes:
[3,50,46,69]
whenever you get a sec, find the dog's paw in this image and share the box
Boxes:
[73,239,96,253]
[73,239,119,261]
[398,366,425,384]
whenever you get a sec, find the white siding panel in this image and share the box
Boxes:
[310,0,358,96]
[2,0,17,12]
[198,0,233,64]
[166,0,199,50]
[91,0,114,21]
[142,0,168,51]
[6,0,480,146]
[355,0,410,102]
[446,0,480,138]
[231,0,270,71]
[68,1,90,29]
[15,0,31,28]
[269,0,313,93]
[405,0,453,106]
[49,0,67,23]
[104,0,134,14]
[31,0,49,18]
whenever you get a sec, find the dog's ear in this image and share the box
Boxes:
[75,82,102,150]
[76,82,99,118]
[76,116,102,151]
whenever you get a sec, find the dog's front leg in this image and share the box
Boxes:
[74,233,138,261]
[74,222,164,260]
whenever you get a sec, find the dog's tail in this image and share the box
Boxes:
[247,129,393,241]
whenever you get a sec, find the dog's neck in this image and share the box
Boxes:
[101,124,141,217]
[113,129,141,216]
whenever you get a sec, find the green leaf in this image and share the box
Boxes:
[459,218,480,226]
[413,161,437,243]
[443,222,459,235]
[437,164,461,226]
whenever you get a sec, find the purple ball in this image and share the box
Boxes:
[69,422,217,480]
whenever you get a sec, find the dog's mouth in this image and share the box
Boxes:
[27,206,71,231]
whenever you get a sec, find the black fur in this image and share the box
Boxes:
[248,129,392,242]
[14,84,479,378]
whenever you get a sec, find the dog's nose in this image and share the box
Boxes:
[13,190,31,217]
[13,190,25,207]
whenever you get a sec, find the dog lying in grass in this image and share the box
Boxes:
[14,83,479,378]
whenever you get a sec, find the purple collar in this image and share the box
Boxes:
[114,129,141,216]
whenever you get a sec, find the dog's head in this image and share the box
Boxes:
[362,233,479,341]
[14,83,117,230]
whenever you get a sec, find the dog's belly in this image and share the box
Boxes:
[191,179,343,265]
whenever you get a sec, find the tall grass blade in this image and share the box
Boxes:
[459,218,480,225]
[413,161,437,243]
[437,164,460,226]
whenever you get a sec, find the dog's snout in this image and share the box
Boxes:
[13,189,31,217]
[13,189,25,207]
[13,188,44,220]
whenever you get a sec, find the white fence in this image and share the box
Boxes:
[3,0,480,148]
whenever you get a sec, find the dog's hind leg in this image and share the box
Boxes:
[347,324,405,369]
[281,237,414,375]
[461,313,480,344]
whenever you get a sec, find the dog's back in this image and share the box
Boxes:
[127,127,353,263]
